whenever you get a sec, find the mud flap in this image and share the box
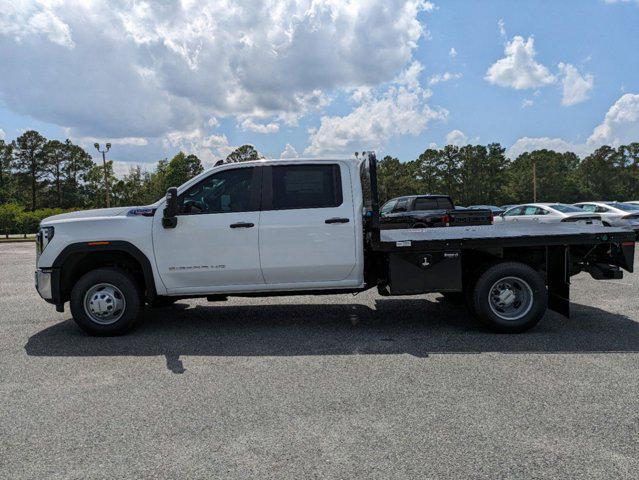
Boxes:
[547,245,570,318]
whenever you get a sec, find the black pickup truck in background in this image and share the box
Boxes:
[380,194,493,229]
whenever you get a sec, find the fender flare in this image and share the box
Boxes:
[50,241,157,306]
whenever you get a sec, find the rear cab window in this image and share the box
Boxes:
[269,164,342,210]
[414,197,454,210]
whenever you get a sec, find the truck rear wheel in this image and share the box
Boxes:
[472,262,547,333]
[70,268,142,336]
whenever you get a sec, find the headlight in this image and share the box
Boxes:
[37,226,55,255]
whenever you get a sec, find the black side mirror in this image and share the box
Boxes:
[162,187,178,229]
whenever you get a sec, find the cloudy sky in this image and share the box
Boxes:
[0,0,638,174]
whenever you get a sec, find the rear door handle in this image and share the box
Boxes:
[325,217,350,224]
[230,222,254,228]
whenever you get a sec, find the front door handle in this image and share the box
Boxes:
[230,222,255,228]
[325,217,350,224]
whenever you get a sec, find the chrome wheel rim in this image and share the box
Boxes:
[83,283,126,325]
[488,276,533,321]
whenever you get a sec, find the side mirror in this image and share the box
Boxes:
[162,187,178,229]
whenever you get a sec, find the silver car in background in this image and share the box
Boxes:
[496,203,603,225]
[574,202,639,236]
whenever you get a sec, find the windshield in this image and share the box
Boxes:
[606,202,639,211]
[550,204,583,213]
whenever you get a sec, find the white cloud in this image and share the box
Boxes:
[207,117,220,128]
[280,143,299,159]
[508,93,639,158]
[558,63,594,106]
[70,134,149,147]
[521,99,534,108]
[485,35,555,90]
[588,93,639,146]
[0,128,5,140]
[163,128,233,167]
[428,72,462,85]
[445,129,468,146]
[240,118,279,134]
[0,0,432,146]
[498,19,507,38]
[349,86,374,104]
[0,2,75,48]
[305,61,448,155]
[449,47,457,59]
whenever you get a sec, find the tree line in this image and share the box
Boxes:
[0,129,638,236]
[377,143,639,205]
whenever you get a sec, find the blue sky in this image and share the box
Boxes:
[0,0,638,175]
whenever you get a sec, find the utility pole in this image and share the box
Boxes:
[532,159,537,202]
[94,143,111,208]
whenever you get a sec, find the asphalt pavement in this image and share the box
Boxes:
[1,242,638,479]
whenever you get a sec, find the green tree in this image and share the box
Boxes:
[113,166,155,206]
[0,139,13,204]
[164,152,203,188]
[84,160,117,208]
[437,145,462,199]
[226,145,261,163]
[17,210,41,238]
[414,148,443,195]
[0,203,23,238]
[61,140,94,208]
[12,130,48,210]
[377,156,418,202]
[42,139,67,207]
[505,150,580,203]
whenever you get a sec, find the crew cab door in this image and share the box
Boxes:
[258,162,357,285]
[152,166,264,293]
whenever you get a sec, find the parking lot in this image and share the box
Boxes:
[1,242,638,479]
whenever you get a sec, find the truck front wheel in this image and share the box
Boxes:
[472,262,547,333]
[70,268,142,336]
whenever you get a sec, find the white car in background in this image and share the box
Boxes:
[497,203,603,225]
[574,202,639,235]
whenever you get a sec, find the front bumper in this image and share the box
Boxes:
[35,269,53,300]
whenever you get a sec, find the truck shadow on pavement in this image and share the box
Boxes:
[25,298,639,373]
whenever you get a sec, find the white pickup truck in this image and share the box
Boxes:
[35,153,635,335]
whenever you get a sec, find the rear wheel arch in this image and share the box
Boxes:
[471,261,548,333]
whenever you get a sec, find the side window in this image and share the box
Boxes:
[504,206,523,216]
[381,200,397,215]
[523,206,538,215]
[536,207,549,215]
[271,164,342,210]
[596,206,609,213]
[180,167,255,215]
[580,204,596,213]
[394,199,409,212]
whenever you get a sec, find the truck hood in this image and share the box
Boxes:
[42,206,136,224]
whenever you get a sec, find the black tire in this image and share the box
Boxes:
[70,268,142,336]
[412,223,427,229]
[148,296,179,308]
[472,262,547,333]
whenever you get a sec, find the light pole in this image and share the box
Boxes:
[94,142,112,208]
